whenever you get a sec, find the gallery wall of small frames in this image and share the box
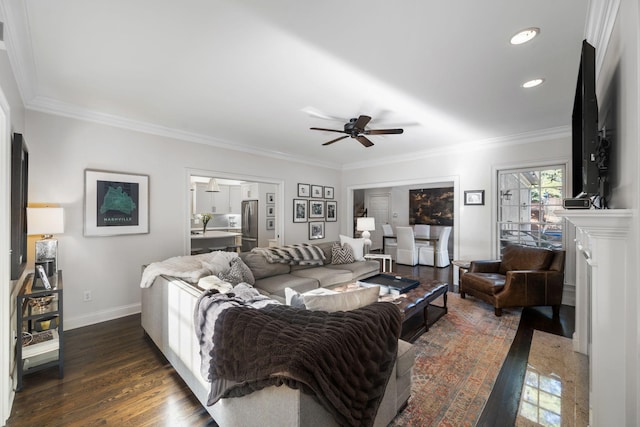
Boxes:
[294,183,336,240]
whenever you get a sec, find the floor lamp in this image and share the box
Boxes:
[357,217,376,254]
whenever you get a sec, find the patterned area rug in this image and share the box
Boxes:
[391,294,522,427]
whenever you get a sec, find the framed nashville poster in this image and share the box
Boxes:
[84,169,149,236]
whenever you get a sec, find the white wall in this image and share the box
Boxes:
[342,136,571,262]
[0,46,27,426]
[591,0,639,422]
[24,110,341,329]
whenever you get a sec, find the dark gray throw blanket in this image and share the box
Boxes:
[207,302,402,427]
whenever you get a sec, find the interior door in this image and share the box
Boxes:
[367,193,391,251]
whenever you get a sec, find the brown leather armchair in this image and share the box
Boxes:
[460,245,565,316]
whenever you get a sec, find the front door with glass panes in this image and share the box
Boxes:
[497,166,565,257]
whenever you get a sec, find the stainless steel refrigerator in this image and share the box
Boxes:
[241,200,258,251]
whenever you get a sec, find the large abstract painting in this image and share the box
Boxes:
[409,187,454,226]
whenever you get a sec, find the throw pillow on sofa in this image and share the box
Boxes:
[218,257,256,285]
[339,235,365,261]
[285,286,380,312]
[331,242,355,265]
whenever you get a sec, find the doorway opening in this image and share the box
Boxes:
[349,177,459,262]
[186,169,284,255]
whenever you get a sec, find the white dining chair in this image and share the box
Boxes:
[396,226,420,266]
[414,224,432,248]
[414,224,431,238]
[381,224,397,260]
[418,226,452,267]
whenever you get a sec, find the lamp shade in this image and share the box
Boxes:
[206,178,221,192]
[27,207,64,236]
[356,217,376,232]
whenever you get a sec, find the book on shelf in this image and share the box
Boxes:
[35,265,52,290]
[21,329,59,359]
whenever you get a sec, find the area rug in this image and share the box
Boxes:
[391,294,522,427]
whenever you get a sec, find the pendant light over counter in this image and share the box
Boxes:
[206,178,221,192]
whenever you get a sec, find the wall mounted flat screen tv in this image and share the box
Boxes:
[571,40,601,198]
[11,133,29,280]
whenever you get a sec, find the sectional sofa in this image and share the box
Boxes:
[240,240,380,302]
[141,241,415,426]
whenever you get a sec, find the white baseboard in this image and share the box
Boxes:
[64,303,141,330]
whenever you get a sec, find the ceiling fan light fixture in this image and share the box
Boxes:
[522,78,545,88]
[510,27,540,45]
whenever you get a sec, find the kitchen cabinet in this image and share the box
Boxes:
[211,185,230,213]
[229,186,241,214]
[194,183,211,214]
[241,183,259,200]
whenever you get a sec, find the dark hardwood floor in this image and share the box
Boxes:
[7,262,574,426]
[7,315,214,426]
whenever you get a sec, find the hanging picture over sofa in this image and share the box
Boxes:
[409,187,454,226]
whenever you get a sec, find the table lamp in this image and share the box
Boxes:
[357,217,376,254]
[27,207,64,275]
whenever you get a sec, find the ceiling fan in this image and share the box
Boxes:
[310,115,403,147]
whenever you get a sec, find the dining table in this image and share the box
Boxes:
[382,235,439,266]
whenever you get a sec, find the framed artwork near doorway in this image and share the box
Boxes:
[464,190,484,206]
[326,201,337,222]
[293,199,308,222]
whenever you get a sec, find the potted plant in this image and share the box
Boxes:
[200,213,212,234]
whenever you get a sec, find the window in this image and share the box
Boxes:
[497,166,565,256]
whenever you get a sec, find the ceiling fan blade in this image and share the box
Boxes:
[310,127,346,134]
[322,135,349,146]
[301,106,347,122]
[356,135,374,147]
[364,128,404,135]
[354,115,372,130]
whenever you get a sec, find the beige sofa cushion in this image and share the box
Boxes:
[256,274,319,298]
[300,286,380,312]
[290,266,353,287]
[240,251,290,279]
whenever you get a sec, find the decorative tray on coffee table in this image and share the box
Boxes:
[357,274,420,294]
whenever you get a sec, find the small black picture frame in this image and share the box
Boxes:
[293,199,308,223]
[297,183,310,198]
[326,201,337,222]
[309,221,325,240]
[324,186,334,199]
[464,190,485,206]
[311,185,323,198]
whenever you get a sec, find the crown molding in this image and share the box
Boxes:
[585,0,620,76]
[341,125,571,171]
[26,95,342,170]
[0,0,37,103]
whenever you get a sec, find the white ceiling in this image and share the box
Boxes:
[3,0,588,169]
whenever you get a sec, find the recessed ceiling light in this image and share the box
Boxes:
[510,27,540,45]
[522,78,544,88]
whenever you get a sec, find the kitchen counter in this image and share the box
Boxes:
[191,226,240,232]
[191,230,241,239]
[191,230,242,253]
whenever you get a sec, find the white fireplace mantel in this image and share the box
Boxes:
[559,208,633,427]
